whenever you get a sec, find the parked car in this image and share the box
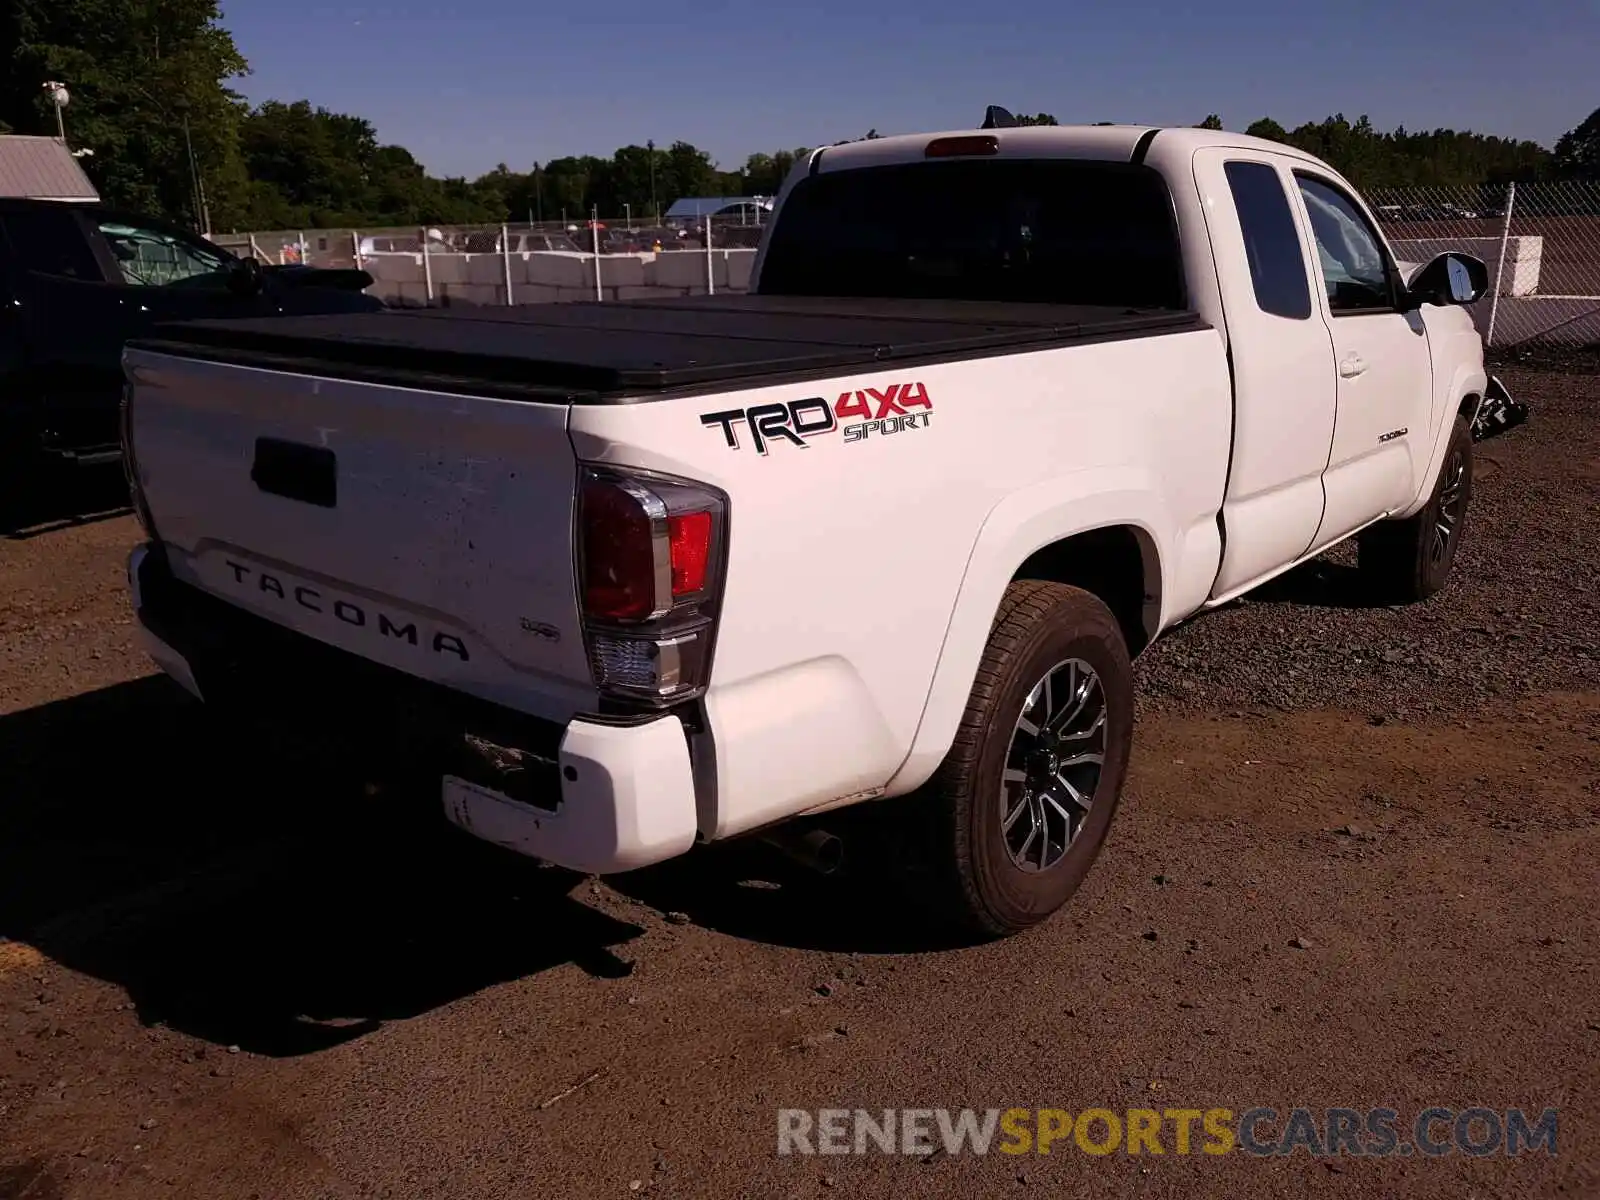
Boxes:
[122,118,1503,937]
[0,198,383,481]
[505,231,582,254]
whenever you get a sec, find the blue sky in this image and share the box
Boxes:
[220,0,1598,179]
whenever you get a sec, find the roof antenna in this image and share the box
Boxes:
[981,106,1018,130]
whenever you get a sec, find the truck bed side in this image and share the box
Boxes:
[569,325,1232,838]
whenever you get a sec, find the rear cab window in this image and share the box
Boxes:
[1223,161,1312,319]
[758,158,1186,310]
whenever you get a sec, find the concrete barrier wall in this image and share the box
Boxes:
[1389,235,1543,296]
[360,248,757,307]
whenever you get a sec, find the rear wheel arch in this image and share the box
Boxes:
[884,517,1165,798]
[1010,523,1161,657]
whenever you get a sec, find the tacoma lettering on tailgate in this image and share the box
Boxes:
[700,381,932,455]
[223,559,470,661]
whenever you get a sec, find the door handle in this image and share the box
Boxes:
[1338,353,1369,379]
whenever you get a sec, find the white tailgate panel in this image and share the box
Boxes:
[127,351,595,720]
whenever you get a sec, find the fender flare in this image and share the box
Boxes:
[882,469,1173,796]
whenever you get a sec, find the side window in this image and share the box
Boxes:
[93,220,232,287]
[1294,175,1394,313]
[0,209,103,281]
[1223,161,1311,319]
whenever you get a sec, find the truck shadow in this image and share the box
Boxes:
[608,825,972,958]
[0,677,644,1057]
[1,465,131,540]
[0,679,957,1057]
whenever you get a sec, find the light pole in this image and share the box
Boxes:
[42,82,69,142]
[624,203,631,230]
[534,160,543,224]
[647,139,657,222]
[172,97,211,236]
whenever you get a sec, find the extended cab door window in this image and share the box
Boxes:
[1223,161,1312,320]
[1293,175,1398,313]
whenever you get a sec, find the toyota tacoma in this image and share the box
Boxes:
[121,117,1503,935]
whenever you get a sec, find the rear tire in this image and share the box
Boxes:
[1357,415,1473,604]
[926,581,1134,937]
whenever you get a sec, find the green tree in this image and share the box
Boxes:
[1242,112,1550,189]
[238,100,371,223]
[538,156,602,222]
[1,0,251,227]
[1245,117,1289,143]
[1552,106,1600,179]
[604,144,659,215]
[235,101,503,228]
[742,148,810,196]
[1196,114,1224,130]
[660,140,718,203]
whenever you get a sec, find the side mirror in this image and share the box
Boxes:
[227,255,265,297]
[1406,252,1488,309]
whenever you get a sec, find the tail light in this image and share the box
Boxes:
[577,466,728,706]
[120,380,159,540]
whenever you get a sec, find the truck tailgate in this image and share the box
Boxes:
[124,348,596,721]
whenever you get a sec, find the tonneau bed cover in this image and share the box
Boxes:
[131,295,1205,402]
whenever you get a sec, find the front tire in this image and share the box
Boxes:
[928,581,1134,937]
[1358,415,1473,604]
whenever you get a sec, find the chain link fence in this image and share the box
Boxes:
[212,183,1600,347]
[1371,181,1600,348]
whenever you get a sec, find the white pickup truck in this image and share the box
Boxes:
[121,120,1508,936]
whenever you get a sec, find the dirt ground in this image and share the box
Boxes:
[0,367,1596,1200]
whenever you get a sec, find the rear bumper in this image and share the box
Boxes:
[126,543,699,873]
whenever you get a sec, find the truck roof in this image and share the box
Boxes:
[809,124,1331,174]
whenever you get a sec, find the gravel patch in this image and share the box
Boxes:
[1136,367,1600,718]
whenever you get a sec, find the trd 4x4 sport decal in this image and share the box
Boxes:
[700,382,932,455]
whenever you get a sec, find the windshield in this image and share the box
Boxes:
[97,220,234,288]
[759,158,1186,310]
